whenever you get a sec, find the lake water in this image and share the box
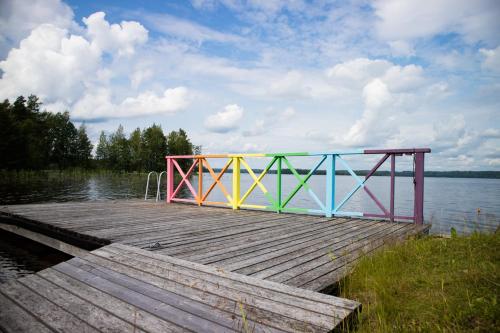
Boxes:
[0,229,70,283]
[0,171,498,235]
[0,171,498,282]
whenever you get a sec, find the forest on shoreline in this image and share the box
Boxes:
[2,95,498,178]
[0,95,197,172]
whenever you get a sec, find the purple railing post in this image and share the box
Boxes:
[413,152,425,224]
[166,157,174,203]
[325,154,335,218]
[390,154,395,222]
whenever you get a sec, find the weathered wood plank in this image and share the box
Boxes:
[54,261,241,333]
[66,257,297,333]
[80,249,346,331]
[185,218,349,262]
[0,280,100,332]
[248,222,405,280]
[139,216,332,255]
[291,224,426,290]
[38,268,190,333]
[1,199,429,292]
[18,274,147,333]
[0,293,54,333]
[222,220,388,272]
[106,243,360,311]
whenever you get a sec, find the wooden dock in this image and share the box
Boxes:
[0,200,428,291]
[0,243,360,332]
[0,199,429,331]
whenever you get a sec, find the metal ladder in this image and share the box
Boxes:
[144,171,166,202]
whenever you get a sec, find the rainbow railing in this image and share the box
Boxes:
[165,148,431,224]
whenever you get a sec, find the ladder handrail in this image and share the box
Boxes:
[156,171,166,202]
[144,171,158,200]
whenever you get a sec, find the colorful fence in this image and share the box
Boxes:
[165,148,431,224]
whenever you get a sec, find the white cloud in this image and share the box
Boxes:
[72,88,115,120]
[381,64,425,92]
[0,24,100,102]
[0,0,74,57]
[190,0,217,10]
[229,69,341,100]
[120,87,189,116]
[328,59,430,148]
[269,71,302,96]
[83,12,148,56]
[334,79,393,147]
[0,11,184,121]
[431,114,467,151]
[242,142,264,153]
[242,106,296,136]
[130,68,154,89]
[362,78,392,110]
[327,58,425,91]
[281,106,296,118]
[0,1,498,169]
[205,104,244,133]
[0,12,149,103]
[326,58,425,97]
[326,58,392,86]
[72,87,189,119]
[374,0,500,45]
[141,13,242,44]
[242,119,267,136]
[480,46,500,73]
[388,40,415,57]
[434,50,475,71]
[482,128,500,139]
[488,158,500,166]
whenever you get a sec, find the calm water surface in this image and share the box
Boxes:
[0,171,499,281]
[0,229,70,283]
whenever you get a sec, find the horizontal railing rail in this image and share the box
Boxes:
[165,148,431,224]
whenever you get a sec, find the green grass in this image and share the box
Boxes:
[339,232,500,332]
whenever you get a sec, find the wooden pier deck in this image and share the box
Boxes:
[0,243,360,332]
[0,200,429,292]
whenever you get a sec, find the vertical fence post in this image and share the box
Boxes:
[198,158,203,206]
[276,156,282,213]
[166,157,174,203]
[325,154,336,217]
[390,154,395,222]
[232,157,240,210]
[413,152,425,224]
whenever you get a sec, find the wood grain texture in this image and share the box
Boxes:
[0,200,430,331]
[0,199,429,291]
[0,244,361,332]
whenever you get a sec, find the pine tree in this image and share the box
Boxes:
[166,128,194,170]
[75,124,93,168]
[141,124,167,172]
[129,128,142,171]
[108,125,130,171]
[95,131,109,168]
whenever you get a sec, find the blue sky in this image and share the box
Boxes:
[0,0,499,170]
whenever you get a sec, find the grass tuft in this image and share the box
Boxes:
[339,232,500,332]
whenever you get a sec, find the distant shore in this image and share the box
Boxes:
[1,169,499,179]
[211,168,500,179]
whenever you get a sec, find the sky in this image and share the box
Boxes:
[0,0,499,170]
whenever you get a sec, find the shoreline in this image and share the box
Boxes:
[1,168,500,179]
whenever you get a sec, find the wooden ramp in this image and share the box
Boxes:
[0,243,360,332]
[0,200,429,292]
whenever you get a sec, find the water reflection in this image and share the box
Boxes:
[0,228,71,283]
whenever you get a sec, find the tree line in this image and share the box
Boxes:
[95,125,199,171]
[0,95,198,171]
